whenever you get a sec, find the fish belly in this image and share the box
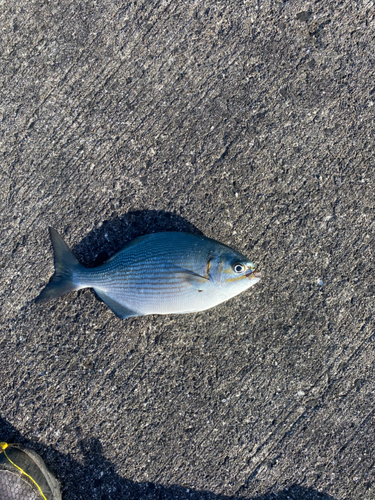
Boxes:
[113,280,228,315]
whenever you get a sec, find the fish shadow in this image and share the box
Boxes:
[1,417,338,500]
[69,210,203,267]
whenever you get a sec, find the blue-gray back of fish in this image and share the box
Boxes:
[36,228,261,319]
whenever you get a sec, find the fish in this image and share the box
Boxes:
[36,227,261,319]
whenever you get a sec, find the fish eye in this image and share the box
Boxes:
[232,262,245,274]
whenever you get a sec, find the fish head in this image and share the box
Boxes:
[208,250,261,296]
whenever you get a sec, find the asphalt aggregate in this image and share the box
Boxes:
[0,1,374,499]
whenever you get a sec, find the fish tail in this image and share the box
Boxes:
[35,227,85,304]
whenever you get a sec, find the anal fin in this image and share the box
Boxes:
[95,290,141,319]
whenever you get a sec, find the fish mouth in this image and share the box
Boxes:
[246,269,261,279]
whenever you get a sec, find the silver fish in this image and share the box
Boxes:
[36,228,261,319]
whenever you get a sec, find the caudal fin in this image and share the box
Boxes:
[36,227,84,304]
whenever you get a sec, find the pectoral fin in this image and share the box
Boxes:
[175,269,209,289]
[95,290,141,319]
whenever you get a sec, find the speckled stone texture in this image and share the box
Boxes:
[0,1,374,499]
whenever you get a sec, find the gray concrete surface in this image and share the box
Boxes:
[0,0,374,499]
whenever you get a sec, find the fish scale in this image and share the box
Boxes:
[36,228,261,319]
